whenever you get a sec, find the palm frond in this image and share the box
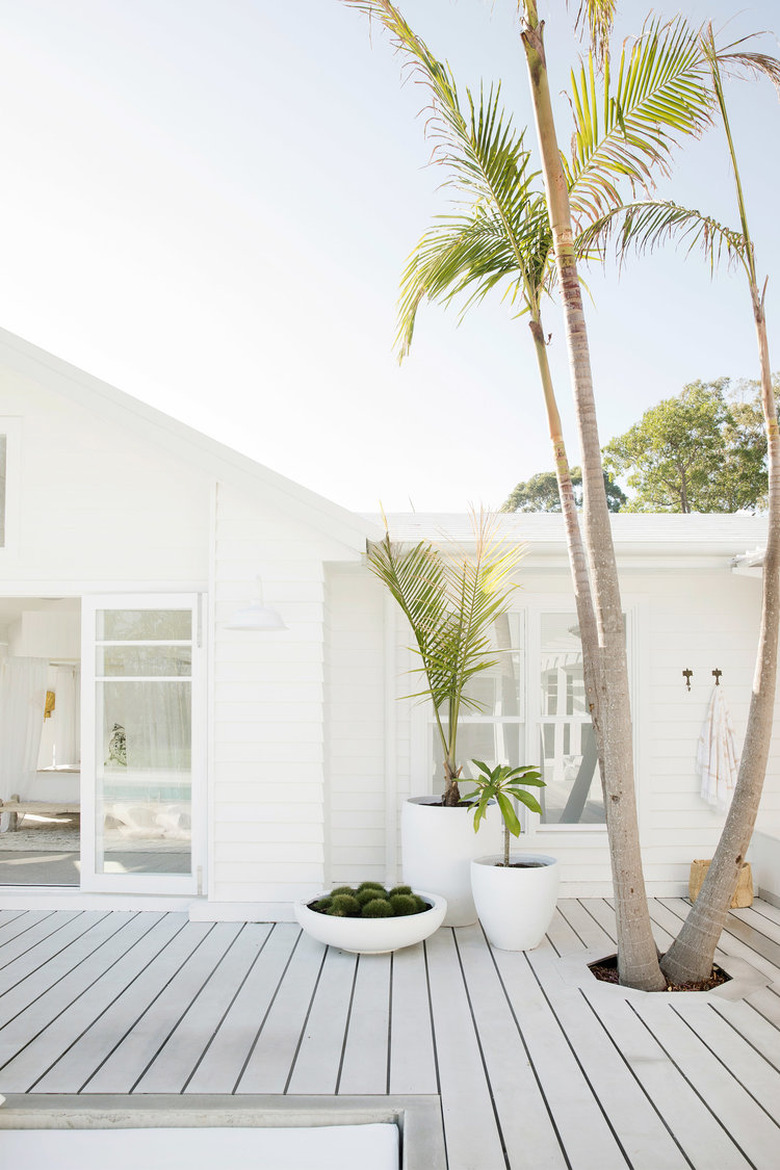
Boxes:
[577,200,750,275]
[574,0,618,67]
[396,197,552,356]
[567,17,716,223]
[710,44,780,98]
[344,1,552,345]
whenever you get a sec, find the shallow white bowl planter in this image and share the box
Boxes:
[294,890,447,954]
[471,853,559,951]
[402,796,502,927]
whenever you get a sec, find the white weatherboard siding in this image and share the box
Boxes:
[320,537,780,899]
[210,482,366,914]
[0,369,210,585]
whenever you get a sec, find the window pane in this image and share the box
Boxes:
[539,614,604,825]
[97,609,191,641]
[97,678,192,875]
[463,612,524,716]
[97,646,192,677]
[540,613,586,716]
[430,723,526,786]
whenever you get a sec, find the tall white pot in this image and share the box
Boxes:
[401,796,502,926]
[470,852,559,950]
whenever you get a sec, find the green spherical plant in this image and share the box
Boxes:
[389,893,418,916]
[308,883,431,918]
[356,887,389,906]
[362,897,395,918]
[327,894,362,917]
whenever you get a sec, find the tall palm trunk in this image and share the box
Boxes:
[521,0,664,990]
[529,310,603,751]
[660,47,780,983]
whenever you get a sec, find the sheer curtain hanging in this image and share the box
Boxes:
[0,657,49,800]
[37,664,81,770]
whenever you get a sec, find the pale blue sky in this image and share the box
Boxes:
[0,0,776,510]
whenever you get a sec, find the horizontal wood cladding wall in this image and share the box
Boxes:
[637,568,780,885]
[1,374,210,582]
[325,567,387,884]
[211,483,358,905]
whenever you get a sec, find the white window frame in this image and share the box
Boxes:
[80,592,206,895]
[411,599,640,839]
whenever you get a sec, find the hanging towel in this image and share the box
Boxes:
[697,686,739,812]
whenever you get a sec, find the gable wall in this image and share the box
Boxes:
[0,371,210,584]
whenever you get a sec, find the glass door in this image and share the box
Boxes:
[80,595,204,894]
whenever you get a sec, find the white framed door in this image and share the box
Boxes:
[80,594,205,895]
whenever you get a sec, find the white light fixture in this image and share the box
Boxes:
[224,578,287,631]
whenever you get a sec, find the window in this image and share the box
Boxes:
[422,605,619,829]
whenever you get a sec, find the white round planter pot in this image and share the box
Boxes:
[402,797,502,927]
[294,890,447,954]
[471,853,560,951]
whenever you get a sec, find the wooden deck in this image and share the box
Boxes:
[1,897,779,1169]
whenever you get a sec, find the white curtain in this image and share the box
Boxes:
[37,665,81,770]
[0,657,49,800]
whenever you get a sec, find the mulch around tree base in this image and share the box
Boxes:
[588,954,731,992]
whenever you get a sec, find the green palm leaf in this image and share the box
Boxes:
[567,17,716,222]
[577,200,750,275]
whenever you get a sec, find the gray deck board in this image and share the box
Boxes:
[337,951,391,1096]
[1,900,778,1169]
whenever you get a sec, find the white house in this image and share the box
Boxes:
[0,328,776,918]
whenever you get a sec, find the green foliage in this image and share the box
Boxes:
[311,884,431,918]
[366,511,524,805]
[502,467,626,513]
[462,759,545,867]
[362,898,395,918]
[603,377,778,513]
[389,893,419,916]
[327,894,362,917]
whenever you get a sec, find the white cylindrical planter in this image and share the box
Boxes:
[402,796,502,926]
[471,853,559,951]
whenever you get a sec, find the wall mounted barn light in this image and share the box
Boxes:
[224,578,287,631]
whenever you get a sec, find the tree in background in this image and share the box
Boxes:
[502,467,626,512]
[603,378,777,513]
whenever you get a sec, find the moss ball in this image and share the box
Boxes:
[311,896,332,913]
[413,896,430,914]
[329,885,357,898]
[357,881,386,893]
[361,898,394,918]
[388,885,413,898]
[356,887,389,906]
[327,894,361,917]
[389,894,419,916]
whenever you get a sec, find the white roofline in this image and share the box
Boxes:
[0,327,381,552]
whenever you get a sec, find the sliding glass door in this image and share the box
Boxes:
[80,595,204,894]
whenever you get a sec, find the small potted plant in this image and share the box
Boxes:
[294,882,447,954]
[366,510,523,925]
[465,759,559,951]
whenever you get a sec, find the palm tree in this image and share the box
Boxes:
[366,511,524,806]
[582,29,780,984]
[345,0,723,988]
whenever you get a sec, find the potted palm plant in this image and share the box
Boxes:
[366,510,524,924]
[465,759,559,950]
